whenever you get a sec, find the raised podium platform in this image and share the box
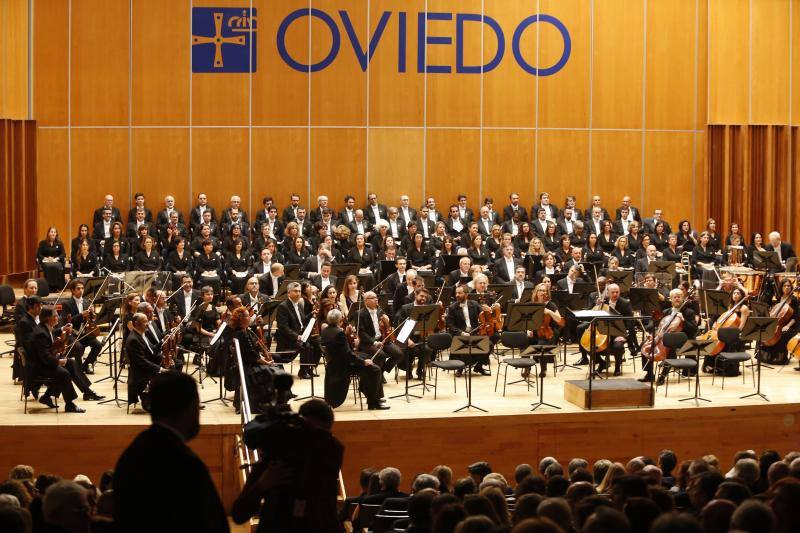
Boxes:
[564,379,654,409]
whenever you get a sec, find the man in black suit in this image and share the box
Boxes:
[59,280,103,373]
[612,207,634,235]
[476,206,496,237]
[93,208,115,241]
[557,265,586,293]
[425,197,442,223]
[362,468,408,506]
[449,257,473,286]
[220,195,250,227]
[364,192,388,225]
[301,246,334,280]
[384,257,408,297]
[240,276,269,314]
[415,207,436,240]
[456,194,475,224]
[392,269,418,316]
[635,245,660,273]
[589,195,611,221]
[575,283,634,375]
[563,195,584,221]
[28,307,93,412]
[510,266,533,302]
[155,194,185,229]
[189,192,217,228]
[125,311,164,406]
[615,196,642,223]
[394,287,434,380]
[357,291,405,374]
[766,231,797,269]
[531,208,551,237]
[222,208,250,239]
[93,194,122,226]
[443,204,467,242]
[640,289,698,384]
[338,195,357,226]
[261,263,285,299]
[255,205,284,242]
[531,191,559,222]
[557,207,579,236]
[397,195,416,225]
[115,372,229,533]
[293,207,313,238]
[349,209,372,239]
[275,282,315,378]
[127,192,154,224]
[14,280,39,335]
[311,262,337,292]
[562,247,585,272]
[503,192,528,222]
[586,206,606,235]
[320,308,387,410]
[447,285,489,374]
[126,208,153,240]
[309,194,329,224]
[642,209,672,235]
[193,210,220,239]
[16,296,41,384]
[493,245,521,283]
[282,193,302,224]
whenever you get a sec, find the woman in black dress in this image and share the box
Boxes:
[192,286,220,354]
[651,221,669,251]
[406,233,432,270]
[467,234,490,267]
[165,237,193,290]
[37,226,66,290]
[194,239,224,296]
[541,222,560,252]
[226,306,279,414]
[676,220,698,252]
[662,233,682,263]
[103,222,128,259]
[583,233,605,265]
[71,239,98,278]
[598,220,616,255]
[133,235,162,271]
[225,238,252,295]
[71,224,94,259]
[286,236,310,265]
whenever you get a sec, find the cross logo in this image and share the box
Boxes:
[192,8,257,73]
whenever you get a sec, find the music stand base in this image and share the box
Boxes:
[740,392,769,402]
[531,402,561,411]
[454,403,487,413]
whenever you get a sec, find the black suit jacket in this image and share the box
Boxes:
[282,205,300,224]
[27,325,62,377]
[503,204,529,222]
[446,300,482,335]
[59,298,89,330]
[615,206,642,222]
[532,203,559,221]
[531,218,551,237]
[275,299,306,352]
[643,218,672,235]
[220,207,249,227]
[114,424,229,533]
[171,289,200,319]
[320,325,364,408]
[93,206,122,226]
[363,204,388,225]
[127,207,154,223]
[156,208,185,227]
[125,330,161,390]
[311,275,337,292]
[766,242,797,261]
[415,219,436,239]
[361,489,409,506]
[476,217,495,237]
[398,207,417,224]
[189,205,217,226]
[493,257,521,283]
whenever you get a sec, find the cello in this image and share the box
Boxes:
[580,278,610,353]
[697,294,750,355]
[641,286,695,362]
[763,291,795,347]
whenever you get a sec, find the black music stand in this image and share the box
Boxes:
[749,300,769,317]
[677,337,714,404]
[260,300,282,350]
[606,270,633,293]
[450,336,492,413]
[551,293,586,370]
[283,264,301,279]
[505,303,545,337]
[580,261,603,281]
[648,261,677,276]
[699,289,731,319]
[391,304,440,402]
[332,263,360,280]
[519,344,560,411]
[754,251,781,272]
[740,316,778,401]
[94,317,121,383]
[378,260,397,282]
[488,284,515,305]
[630,288,660,314]
[436,286,454,308]
[98,318,129,408]
[273,280,293,300]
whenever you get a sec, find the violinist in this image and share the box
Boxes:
[639,288,697,384]
[139,301,165,366]
[357,291,405,375]
[28,306,87,412]
[227,306,279,414]
[60,279,103,374]
[467,274,501,373]
[447,284,486,375]
[321,308,387,410]
[394,287,435,381]
[393,269,418,315]
[761,278,798,364]
[125,312,168,409]
[526,283,564,377]
[340,274,362,312]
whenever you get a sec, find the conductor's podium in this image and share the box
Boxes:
[564,379,654,409]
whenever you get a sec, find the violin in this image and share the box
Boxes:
[344,323,358,349]
[379,313,396,342]
[49,329,69,357]
[254,325,274,364]
[477,293,504,337]
[161,315,182,369]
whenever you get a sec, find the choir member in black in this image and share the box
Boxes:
[128,192,154,223]
[582,233,604,265]
[627,222,644,254]
[383,257,408,298]
[493,245,522,283]
[311,261,337,292]
[125,311,167,408]
[515,222,535,252]
[640,289,699,384]
[37,226,66,290]
[394,287,435,380]
[348,233,376,274]
[370,222,390,252]
[59,279,103,374]
[576,283,634,376]
[485,225,503,258]
[191,286,220,355]
[357,291,405,374]
[194,239,224,295]
[611,236,635,269]
[103,221,128,259]
[165,237,193,289]
[597,220,616,254]
[662,233,682,263]
[191,224,220,255]
[761,278,798,364]
[240,276,268,315]
[71,224,95,259]
[129,224,154,257]
[159,217,185,253]
[226,239,252,295]
[635,234,653,260]
[651,221,669,251]
[71,239,98,278]
[28,307,87,412]
[223,224,249,254]
[562,247,585,273]
[542,223,560,253]
[286,236,310,266]
[133,235,162,271]
[275,282,315,378]
[321,308,387,410]
[676,220,698,252]
[691,231,720,278]
[127,208,152,240]
[570,221,587,248]
[555,235,573,264]
[467,234,490,267]
[227,306,278,414]
[447,284,488,374]
[525,283,564,377]
[535,253,560,279]
[93,208,114,243]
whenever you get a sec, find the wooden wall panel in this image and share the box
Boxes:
[131,129,190,214]
[425,0,482,127]
[310,128,366,207]
[538,0,591,129]
[694,132,709,227]
[645,0,696,130]
[71,0,129,126]
[191,128,249,214]
[132,0,190,126]
[369,0,425,127]
[0,121,37,274]
[482,130,534,207]
[793,0,800,127]
[708,0,749,124]
[367,129,424,209]
[482,0,535,128]
[643,132,694,225]
[251,128,309,213]
[71,129,129,234]
[252,0,309,126]
[35,129,69,244]
[591,0,644,129]
[33,0,69,126]
[537,130,590,209]
[425,129,480,208]
[696,0,708,130]
[751,0,790,125]
[591,130,642,208]
[0,0,29,119]
[191,0,250,126]
[310,0,366,126]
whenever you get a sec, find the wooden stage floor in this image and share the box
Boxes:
[1,329,799,505]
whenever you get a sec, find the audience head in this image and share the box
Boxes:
[537,497,572,532]
[649,513,702,533]
[700,499,736,533]
[379,467,401,492]
[581,505,631,533]
[147,372,200,442]
[454,477,477,500]
[408,488,437,527]
[412,474,441,494]
[513,493,544,525]
[0,506,31,533]
[731,499,775,533]
[42,481,91,533]
[468,462,492,485]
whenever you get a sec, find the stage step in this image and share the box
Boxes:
[564,379,654,409]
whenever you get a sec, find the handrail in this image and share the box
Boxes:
[233,338,259,476]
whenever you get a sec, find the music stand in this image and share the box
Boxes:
[749,300,769,317]
[699,289,731,319]
[378,260,397,282]
[740,316,778,401]
[283,264,301,279]
[488,284,515,305]
[391,304,440,402]
[606,270,633,293]
[677,337,714,403]
[260,300,282,349]
[82,277,108,303]
[580,261,603,281]
[519,344,560,411]
[630,288,661,316]
[441,255,462,276]
[648,261,677,276]
[753,251,781,271]
[332,263,360,279]
[436,286,454,308]
[273,280,293,300]
[505,303,545,336]
[450,336,492,413]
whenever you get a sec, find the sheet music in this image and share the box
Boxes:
[300,317,316,343]
[396,319,417,344]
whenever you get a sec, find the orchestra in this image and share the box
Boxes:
[18,189,800,416]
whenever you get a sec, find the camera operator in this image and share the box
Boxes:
[232,398,343,532]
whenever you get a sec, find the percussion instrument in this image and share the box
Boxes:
[720,266,764,296]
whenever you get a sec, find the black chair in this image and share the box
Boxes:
[656,332,694,396]
[18,348,59,413]
[356,503,382,532]
[712,327,754,389]
[427,332,465,399]
[495,331,538,396]
[0,285,15,327]
[372,511,409,533]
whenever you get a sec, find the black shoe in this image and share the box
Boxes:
[794,366,800,372]
[39,396,56,409]
[298,370,312,380]
[613,370,622,377]
[311,369,320,377]
[474,367,491,376]
[656,376,666,386]
[368,404,391,410]
[382,376,387,384]
[539,369,547,378]
[82,364,95,375]
[65,403,86,413]
[83,391,105,401]
[574,358,589,366]
[638,375,654,382]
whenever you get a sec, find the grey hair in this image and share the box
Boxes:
[412,473,440,493]
[43,481,87,523]
[326,308,343,326]
[379,467,401,491]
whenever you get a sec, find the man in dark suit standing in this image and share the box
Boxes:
[615,196,642,223]
[276,282,315,378]
[338,195,357,226]
[93,194,122,226]
[189,192,217,228]
[114,372,229,533]
[397,195,417,226]
[282,193,302,224]
[446,285,489,374]
[493,245,521,283]
[531,192,559,222]
[364,193,388,225]
[642,208,672,235]
[444,204,468,243]
[125,312,164,406]
[220,195,250,227]
[155,194,185,228]
[127,192,154,224]
[321,308,387,410]
[589,196,611,221]
[309,194,329,224]
[531,208,550,237]
[415,207,436,240]
[311,262,337,292]
[93,208,115,241]
[456,194,475,224]
[171,275,200,320]
[476,206,496,237]
[503,192,528,222]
